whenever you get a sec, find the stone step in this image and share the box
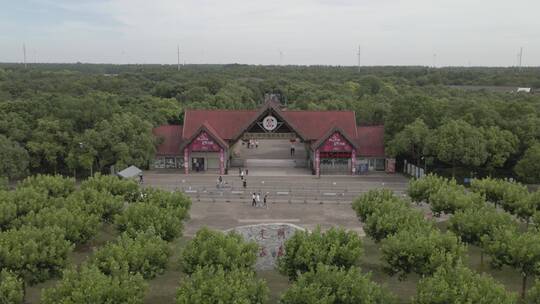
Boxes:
[245,159,298,168]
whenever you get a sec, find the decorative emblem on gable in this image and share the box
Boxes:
[262,115,278,131]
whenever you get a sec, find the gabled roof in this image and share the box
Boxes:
[356,125,385,157]
[153,125,183,155]
[311,126,360,151]
[179,121,229,151]
[182,109,257,140]
[230,101,308,142]
[281,111,358,140]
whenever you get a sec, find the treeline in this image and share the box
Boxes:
[1,64,540,182]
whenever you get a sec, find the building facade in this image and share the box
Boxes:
[153,102,388,175]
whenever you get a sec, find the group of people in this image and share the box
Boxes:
[251,192,268,208]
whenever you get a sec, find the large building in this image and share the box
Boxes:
[152,102,387,175]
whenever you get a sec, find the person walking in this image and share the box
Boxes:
[263,193,268,209]
[243,178,247,189]
[240,169,244,180]
[256,193,261,207]
[138,172,144,184]
[251,192,256,207]
[290,143,295,157]
[255,140,259,149]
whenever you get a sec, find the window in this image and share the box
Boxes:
[154,157,165,169]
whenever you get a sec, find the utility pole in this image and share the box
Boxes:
[23,43,27,68]
[177,45,180,71]
[357,45,361,72]
[518,47,523,71]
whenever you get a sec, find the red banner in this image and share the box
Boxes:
[189,131,221,152]
[319,132,353,152]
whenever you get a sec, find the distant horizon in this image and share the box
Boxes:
[1,61,539,69]
[2,1,539,66]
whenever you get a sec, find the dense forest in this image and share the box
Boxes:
[1,63,540,184]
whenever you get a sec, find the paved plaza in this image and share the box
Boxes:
[144,171,410,236]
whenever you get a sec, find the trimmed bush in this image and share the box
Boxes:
[90,232,170,279]
[80,173,140,202]
[414,265,517,304]
[0,226,73,284]
[66,188,124,222]
[407,174,452,204]
[19,174,75,198]
[181,227,257,275]
[175,266,268,304]
[281,264,396,304]
[115,202,185,241]
[278,227,362,281]
[352,189,400,222]
[380,228,465,279]
[0,269,24,304]
[15,206,101,245]
[41,265,147,304]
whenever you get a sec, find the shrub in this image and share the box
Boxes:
[140,188,191,210]
[407,174,452,204]
[175,266,268,304]
[81,173,140,202]
[364,201,432,242]
[181,227,257,275]
[352,189,400,222]
[526,279,540,304]
[90,232,170,279]
[19,174,75,198]
[5,187,50,217]
[66,188,124,222]
[15,206,101,245]
[380,228,465,279]
[115,203,185,241]
[428,185,485,215]
[281,264,396,304]
[0,269,24,304]
[414,265,517,304]
[0,226,73,284]
[278,227,363,281]
[40,265,147,304]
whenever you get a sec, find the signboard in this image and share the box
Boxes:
[319,132,353,153]
[262,115,278,131]
[189,131,221,152]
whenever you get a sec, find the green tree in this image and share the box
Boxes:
[0,270,24,304]
[114,202,186,241]
[41,265,147,304]
[380,228,465,279]
[515,143,540,183]
[484,229,540,298]
[80,173,140,202]
[352,189,399,222]
[431,120,488,177]
[387,118,430,165]
[26,118,71,173]
[0,135,29,181]
[0,226,73,284]
[281,264,396,304]
[526,279,540,304]
[413,265,517,304]
[90,232,170,279]
[481,126,518,173]
[175,266,268,304]
[407,174,453,204]
[15,206,101,245]
[278,227,363,281]
[364,200,432,242]
[65,188,124,222]
[448,205,517,267]
[181,228,257,275]
[18,174,75,198]
[428,185,485,216]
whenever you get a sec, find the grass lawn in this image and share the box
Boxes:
[24,222,528,304]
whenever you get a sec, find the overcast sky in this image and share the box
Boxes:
[1,0,539,66]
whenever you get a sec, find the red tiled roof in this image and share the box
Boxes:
[356,125,385,157]
[281,111,358,140]
[153,125,183,155]
[182,109,358,141]
[183,110,257,140]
